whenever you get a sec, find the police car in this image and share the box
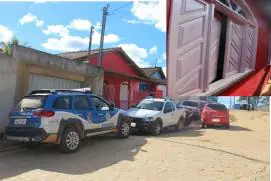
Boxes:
[5,89,131,153]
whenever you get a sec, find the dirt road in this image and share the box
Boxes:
[0,110,269,181]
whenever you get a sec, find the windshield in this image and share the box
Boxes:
[136,99,164,111]
[16,96,47,110]
[206,104,227,111]
[182,101,198,107]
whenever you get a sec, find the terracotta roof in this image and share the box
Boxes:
[57,47,148,78]
[57,47,119,60]
[142,67,166,80]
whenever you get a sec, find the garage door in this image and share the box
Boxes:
[28,74,82,93]
[224,20,244,77]
[209,14,222,83]
[168,0,210,97]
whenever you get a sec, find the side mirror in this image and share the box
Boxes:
[131,104,136,108]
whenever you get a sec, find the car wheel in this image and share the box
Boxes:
[201,122,206,129]
[176,117,185,131]
[151,121,162,136]
[117,121,130,138]
[60,127,80,153]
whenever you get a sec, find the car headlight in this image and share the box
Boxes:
[144,117,154,121]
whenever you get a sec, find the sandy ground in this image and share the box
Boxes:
[0,110,269,181]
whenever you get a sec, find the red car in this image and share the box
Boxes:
[201,103,230,129]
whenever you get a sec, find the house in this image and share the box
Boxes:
[141,67,167,97]
[0,45,103,134]
[58,48,167,110]
[167,0,271,97]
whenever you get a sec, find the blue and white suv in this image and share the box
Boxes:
[5,89,131,153]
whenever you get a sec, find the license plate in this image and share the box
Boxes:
[6,136,29,142]
[131,123,136,127]
[15,119,27,125]
[212,119,220,123]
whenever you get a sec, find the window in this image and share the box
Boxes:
[182,101,198,108]
[136,99,164,111]
[206,104,227,111]
[17,96,47,110]
[139,82,149,92]
[74,96,92,110]
[52,96,71,110]
[170,102,176,111]
[91,97,109,111]
[164,102,173,113]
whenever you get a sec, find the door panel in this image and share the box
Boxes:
[243,25,256,70]
[224,20,244,77]
[209,15,222,83]
[168,0,210,97]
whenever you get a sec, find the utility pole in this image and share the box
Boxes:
[87,26,94,62]
[98,4,109,67]
[154,58,158,67]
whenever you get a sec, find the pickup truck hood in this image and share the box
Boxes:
[127,108,160,118]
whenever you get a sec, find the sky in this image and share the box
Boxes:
[217,96,240,108]
[0,1,166,75]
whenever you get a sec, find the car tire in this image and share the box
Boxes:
[117,121,130,139]
[60,127,80,153]
[201,122,206,129]
[151,121,162,136]
[176,117,185,131]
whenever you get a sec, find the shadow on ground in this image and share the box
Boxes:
[205,125,252,132]
[0,135,147,179]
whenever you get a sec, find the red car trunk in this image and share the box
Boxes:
[201,104,229,126]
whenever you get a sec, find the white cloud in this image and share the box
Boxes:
[0,24,13,43]
[162,53,166,60]
[42,30,119,52]
[130,1,166,32]
[117,43,150,68]
[94,22,101,31]
[42,25,69,37]
[149,46,157,55]
[123,19,154,25]
[42,35,89,52]
[68,19,92,31]
[36,20,44,27]
[162,67,167,77]
[19,13,44,27]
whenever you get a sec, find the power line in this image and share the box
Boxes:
[108,2,133,16]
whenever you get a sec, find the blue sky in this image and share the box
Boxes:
[0,1,166,74]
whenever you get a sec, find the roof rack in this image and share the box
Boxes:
[28,88,92,95]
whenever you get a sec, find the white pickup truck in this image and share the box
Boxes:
[126,98,186,135]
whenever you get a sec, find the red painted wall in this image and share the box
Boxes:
[89,52,141,77]
[219,0,271,96]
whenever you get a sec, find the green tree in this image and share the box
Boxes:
[0,37,19,56]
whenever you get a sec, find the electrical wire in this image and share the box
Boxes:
[108,2,133,16]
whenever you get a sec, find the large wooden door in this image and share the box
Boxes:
[209,14,222,83]
[224,20,244,77]
[241,25,257,71]
[168,0,211,97]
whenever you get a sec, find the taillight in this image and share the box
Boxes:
[33,110,55,117]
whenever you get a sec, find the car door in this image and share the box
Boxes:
[170,102,179,125]
[90,96,114,129]
[72,95,94,124]
[161,102,174,127]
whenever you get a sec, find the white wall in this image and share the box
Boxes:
[157,85,167,97]
[0,54,18,133]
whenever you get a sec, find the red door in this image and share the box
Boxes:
[168,0,211,97]
[224,20,244,77]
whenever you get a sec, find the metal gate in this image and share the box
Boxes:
[28,74,82,93]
